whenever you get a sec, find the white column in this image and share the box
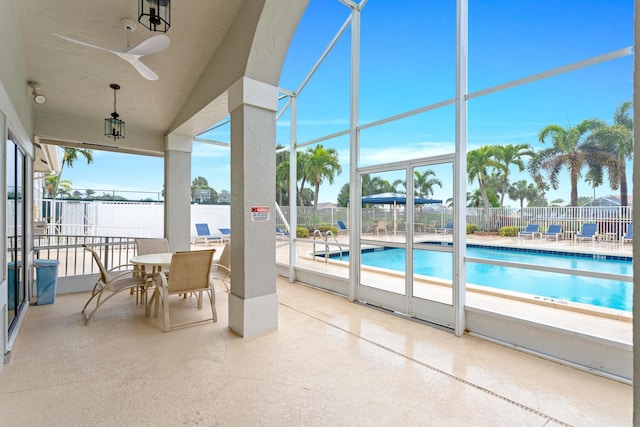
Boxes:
[227,76,279,337]
[164,134,192,252]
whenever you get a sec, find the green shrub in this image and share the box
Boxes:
[466,224,478,234]
[296,227,310,238]
[499,226,519,237]
[317,225,338,236]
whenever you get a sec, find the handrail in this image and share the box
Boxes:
[312,230,344,263]
[324,230,343,261]
[312,230,324,262]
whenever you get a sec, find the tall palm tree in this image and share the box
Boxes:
[467,146,501,229]
[304,144,342,227]
[51,147,93,199]
[413,169,442,197]
[582,101,633,206]
[528,118,605,206]
[493,144,533,206]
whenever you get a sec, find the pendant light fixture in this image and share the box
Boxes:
[105,84,125,140]
[138,0,171,33]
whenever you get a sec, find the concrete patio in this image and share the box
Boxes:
[0,276,631,426]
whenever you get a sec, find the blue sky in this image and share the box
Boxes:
[62,0,634,206]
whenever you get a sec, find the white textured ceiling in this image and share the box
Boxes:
[15,0,242,137]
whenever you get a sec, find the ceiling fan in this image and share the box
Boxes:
[54,19,169,81]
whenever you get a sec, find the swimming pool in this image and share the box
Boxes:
[341,245,633,311]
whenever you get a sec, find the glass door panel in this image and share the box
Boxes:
[359,169,407,312]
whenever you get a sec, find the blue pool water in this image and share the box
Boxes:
[342,246,633,311]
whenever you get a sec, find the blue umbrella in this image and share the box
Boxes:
[360,193,442,236]
[361,192,441,205]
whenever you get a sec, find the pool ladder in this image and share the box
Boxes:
[313,230,343,263]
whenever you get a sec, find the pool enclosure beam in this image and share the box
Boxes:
[453,0,468,337]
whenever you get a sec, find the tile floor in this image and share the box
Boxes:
[0,277,632,426]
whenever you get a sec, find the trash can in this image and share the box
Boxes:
[34,259,60,305]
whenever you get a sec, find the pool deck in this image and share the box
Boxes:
[274,231,632,353]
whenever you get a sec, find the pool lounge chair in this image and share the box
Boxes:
[337,220,348,234]
[276,226,290,240]
[621,224,633,244]
[540,225,563,241]
[218,228,231,243]
[575,223,598,242]
[435,222,453,235]
[193,223,220,246]
[518,224,539,239]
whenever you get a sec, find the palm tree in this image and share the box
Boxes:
[275,145,290,206]
[508,180,537,209]
[467,146,501,229]
[50,147,93,199]
[582,101,633,206]
[413,169,442,197]
[44,175,72,198]
[493,144,533,206]
[584,170,602,202]
[528,119,605,206]
[304,144,342,227]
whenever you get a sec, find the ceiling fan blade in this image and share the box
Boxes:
[132,60,159,81]
[127,34,170,56]
[53,33,122,54]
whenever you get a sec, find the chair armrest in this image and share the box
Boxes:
[211,263,230,275]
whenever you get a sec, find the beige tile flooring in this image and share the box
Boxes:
[0,277,631,426]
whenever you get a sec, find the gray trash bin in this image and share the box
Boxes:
[34,259,60,305]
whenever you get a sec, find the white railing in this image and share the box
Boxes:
[35,199,632,239]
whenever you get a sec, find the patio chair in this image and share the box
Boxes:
[211,243,231,292]
[218,228,231,243]
[81,244,147,325]
[134,238,170,303]
[424,220,437,233]
[337,220,348,234]
[276,226,290,240]
[151,249,217,332]
[435,222,453,235]
[540,225,563,241]
[375,220,387,236]
[575,223,598,242]
[621,224,633,244]
[193,223,219,246]
[518,224,539,239]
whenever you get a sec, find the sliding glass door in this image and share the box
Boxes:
[7,137,26,332]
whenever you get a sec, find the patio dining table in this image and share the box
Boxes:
[130,252,173,315]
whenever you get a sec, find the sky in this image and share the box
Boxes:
[61,0,634,207]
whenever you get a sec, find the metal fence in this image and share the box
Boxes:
[276,205,633,236]
[34,235,137,277]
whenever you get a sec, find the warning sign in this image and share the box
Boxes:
[250,206,270,222]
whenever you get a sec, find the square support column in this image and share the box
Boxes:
[164,134,192,252]
[228,77,278,337]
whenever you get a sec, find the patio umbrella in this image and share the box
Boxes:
[361,192,442,205]
[361,193,442,236]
